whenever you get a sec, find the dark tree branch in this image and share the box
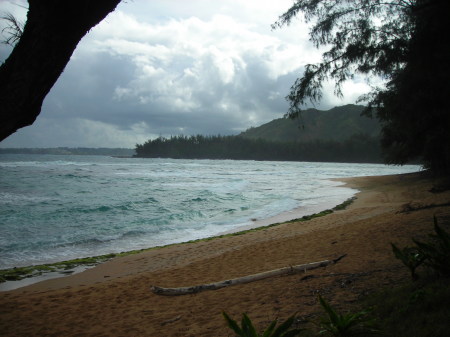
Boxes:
[0,0,121,142]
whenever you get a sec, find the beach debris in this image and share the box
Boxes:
[151,254,346,296]
[161,315,182,326]
[398,201,450,213]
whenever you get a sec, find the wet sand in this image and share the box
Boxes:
[1,172,449,336]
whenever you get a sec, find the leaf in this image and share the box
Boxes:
[318,295,340,326]
[433,216,450,246]
[261,319,278,337]
[241,313,259,337]
[223,312,244,336]
[281,329,303,337]
[224,311,303,337]
[271,314,296,337]
[391,243,402,260]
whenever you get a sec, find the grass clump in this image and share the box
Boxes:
[315,295,380,336]
[223,312,302,337]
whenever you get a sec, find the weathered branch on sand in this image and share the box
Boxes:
[151,254,346,296]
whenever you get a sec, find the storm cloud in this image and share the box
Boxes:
[0,0,371,148]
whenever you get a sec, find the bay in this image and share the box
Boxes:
[0,154,420,269]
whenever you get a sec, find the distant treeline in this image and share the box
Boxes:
[135,134,383,163]
[0,147,135,157]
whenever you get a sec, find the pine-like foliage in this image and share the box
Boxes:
[274,0,450,174]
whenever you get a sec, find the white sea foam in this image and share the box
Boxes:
[0,154,421,269]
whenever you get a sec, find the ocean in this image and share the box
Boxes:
[0,154,420,269]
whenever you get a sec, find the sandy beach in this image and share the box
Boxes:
[1,172,449,336]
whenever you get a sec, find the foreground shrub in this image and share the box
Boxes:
[365,277,450,337]
[223,312,302,337]
[391,244,425,280]
[316,295,380,336]
[413,216,450,277]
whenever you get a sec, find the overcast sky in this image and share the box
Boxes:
[0,0,371,148]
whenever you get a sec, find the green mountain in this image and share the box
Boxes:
[239,104,380,142]
[135,104,383,163]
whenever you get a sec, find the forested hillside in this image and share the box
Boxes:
[135,105,383,163]
[135,134,381,163]
[239,105,379,142]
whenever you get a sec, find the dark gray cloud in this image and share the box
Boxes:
[1,0,371,148]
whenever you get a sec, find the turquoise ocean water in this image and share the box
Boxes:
[0,154,420,269]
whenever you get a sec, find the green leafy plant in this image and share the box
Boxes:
[391,244,425,280]
[316,295,380,336]
[363,277,450,337]
[223,312,302,337]
[413,216,450,277]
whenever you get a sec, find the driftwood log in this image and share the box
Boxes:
[151,254,346,296]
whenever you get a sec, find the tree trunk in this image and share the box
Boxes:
[0,0,121,141]
[151,255,346,296]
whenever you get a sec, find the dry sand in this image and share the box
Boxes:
[1,172,449,336]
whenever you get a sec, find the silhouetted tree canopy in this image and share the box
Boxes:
[0,12,24,46]
[0,0,121,141]
[274,0,450,174]
[135,134,382,163]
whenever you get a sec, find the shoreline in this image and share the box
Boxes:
[2,171,449,337]
[0,156,420,273]
[220,181,357,235]
[0,185,358,291]
[0,174,357,274]
[0,171,424,290]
